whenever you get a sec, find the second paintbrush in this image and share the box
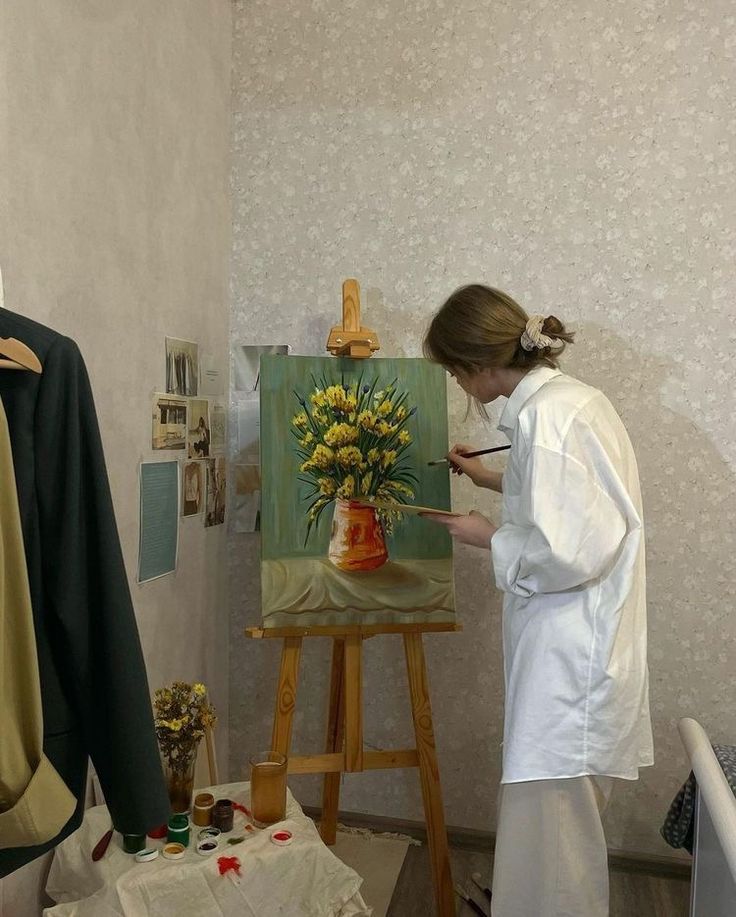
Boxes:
[428,444,511,466]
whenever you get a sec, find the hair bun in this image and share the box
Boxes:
[541,315,574,346]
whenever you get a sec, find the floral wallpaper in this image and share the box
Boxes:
[230,0,736,855]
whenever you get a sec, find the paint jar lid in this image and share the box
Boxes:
[214,798,233,810]
[194,793,215,809]
[135,848,159,863]
[270,829,293,846]
[198,827,222,840]
[168,814,189,829]
[162,842,186,860]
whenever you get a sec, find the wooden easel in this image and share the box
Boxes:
[248,280,457,916]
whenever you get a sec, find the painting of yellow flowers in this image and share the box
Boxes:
[260,355,455,627]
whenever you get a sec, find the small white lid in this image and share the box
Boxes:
[270,829,293,846]
[135,848,159,863]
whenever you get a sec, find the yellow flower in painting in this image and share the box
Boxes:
[301,444,335,471]
[381,450,397,469]
[168,718,183,732]
[292,412,308,428]
[324,422,359,447]
[301,431,314,446]
[360,471,373,494]
[193,683,206,696]
[358,411,378,431]
[324,385,357,413]
[313,410,326,424]
[377,400,393,416]
[366,448,380,464]
[395,405,407,421]
[336,475,355,499]
[310,390,327,408]
[376,421,396,437]
[373,390,384,402]
[389,481,414,498]
[318,477,336,496]
[336,446,363,467]
[398,429,412,445]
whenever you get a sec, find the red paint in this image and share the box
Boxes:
[272,831,292,841]
[217,855,242,877]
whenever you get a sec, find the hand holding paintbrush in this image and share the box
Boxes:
[430,443,510,491]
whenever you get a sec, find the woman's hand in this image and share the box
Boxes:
[422,510,497,549]
[447,444,499,490]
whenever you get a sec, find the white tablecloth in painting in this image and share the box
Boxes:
[44,782,371,917]
[262,557,455,626]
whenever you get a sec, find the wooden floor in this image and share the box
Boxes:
[387,844,691,917]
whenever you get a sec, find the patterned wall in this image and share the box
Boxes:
[230,0,736,854]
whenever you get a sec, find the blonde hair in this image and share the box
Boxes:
[423,284,574,374]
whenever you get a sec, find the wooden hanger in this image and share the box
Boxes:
[0,337,43,373]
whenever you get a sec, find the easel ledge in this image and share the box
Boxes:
[246,622,462,639]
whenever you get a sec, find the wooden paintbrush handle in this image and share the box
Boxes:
[92,828,113,861]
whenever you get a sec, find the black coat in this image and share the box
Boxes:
[0,310,169,876]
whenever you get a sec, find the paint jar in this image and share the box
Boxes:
[250,751,287,827]
[167,813,190,847]
[192,793,215,827]
[123,833,146,854]
[212,799,234,833]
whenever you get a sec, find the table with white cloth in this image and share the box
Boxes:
[43,782,371,917]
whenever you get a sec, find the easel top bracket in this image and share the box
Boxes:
[325,279,380,360]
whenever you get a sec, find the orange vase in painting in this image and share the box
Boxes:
[328,499,388,572]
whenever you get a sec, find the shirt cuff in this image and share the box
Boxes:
[0,754,77,848]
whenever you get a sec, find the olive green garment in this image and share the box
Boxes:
[0,398,76,847]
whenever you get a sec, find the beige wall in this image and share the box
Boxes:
[0,0,232,911]
[229,0,736,858]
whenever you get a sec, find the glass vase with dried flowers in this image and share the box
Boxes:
[154,681,216,813]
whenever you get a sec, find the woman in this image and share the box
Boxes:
[423,285,653,917]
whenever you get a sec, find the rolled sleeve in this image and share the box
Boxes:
[491,445,629,596]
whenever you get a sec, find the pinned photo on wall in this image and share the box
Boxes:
[205,457,226,528]
[210,400,227,454]
[187,399,211,459]
[151,393,187,451]
[166,337,199,397]
[182,461,205,517]
[236,400,260,464]
[138,461,179,583]
[233,344,289,393]
[200,354,224,396]
[232,464,261,533]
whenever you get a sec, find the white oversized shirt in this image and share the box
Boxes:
[491,367,654,783]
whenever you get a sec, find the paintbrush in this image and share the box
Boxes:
[428,444,511,466]
[471,872,493,901]
[454,883,487,916]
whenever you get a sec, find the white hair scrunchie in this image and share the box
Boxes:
[520,314,564,352]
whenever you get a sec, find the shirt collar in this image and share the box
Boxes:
[497,366,562,435]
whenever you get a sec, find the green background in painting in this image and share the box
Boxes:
[260,355,453,561]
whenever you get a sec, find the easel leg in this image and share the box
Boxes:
[343,635,364,773]
[271,636,303,757]
[320,638,345,845]
[404,633,455,917]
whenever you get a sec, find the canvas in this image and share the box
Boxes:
[260,355,455,627]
